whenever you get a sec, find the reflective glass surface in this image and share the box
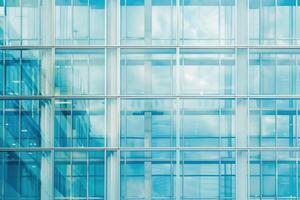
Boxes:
[180,49,235,95]
[1,0,300,199]
[55,0,105,45]
[55,49,105,95]
[0,100,51,148]
[249,99,299,147]
[0,0,52,45]
[181,99,235,147]
[55,99,105,147]
[0,151,51,199]
[249,0,300,45]
[181,151,236,199]
[250,151,298,199]
[121,49,176,95]
[180,0,235,45]
[0,49,52,96]
[250,49,300,95]
[121,0,176,45]
[121,99,176,147]
[54,151,104,199]
[121,151,176,200]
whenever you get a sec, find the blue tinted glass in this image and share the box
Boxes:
[55,49,105,95]
[121,151,175,199]
[181,0,235,45]
[180,49,235,94]
[1,0,51,45]
[54,151,104,199]
[2,100,51,148]
[121,99,175,147]
[181,99,235,147]
[181,151,235,199]
[250,151,297,198]
[250,49,300,95]
[121,0,176,45]
[2,50,51,96]
[1,151,51,199]
[121,49,175,95]
[249,0,299,45]
[55,0,105,45]
[55,99,105,147]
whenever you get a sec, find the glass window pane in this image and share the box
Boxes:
[180,49,235,95]
[181,0,235,45]
[250,151,297,199]
[54,151,104,199]
[250,49,300,95]
[3,50,52,96]
[55,0,105,45]
[1,100,51,148]
[1,151,51,199]
[121,99,175,147]
[55,99,105,147]
[121,49,175,95]
[181,99,235,147]
[181,151,235,199]
[1,0,51,45]
[121,0,176,45]
[121,151,175,199]
[249,0,299,45]
[55,49,105,95]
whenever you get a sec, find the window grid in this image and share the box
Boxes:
[1,0,300,200]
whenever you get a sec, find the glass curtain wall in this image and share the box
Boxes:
[0,0,299,200]
[55,0,105,45]
[0,0,52,45]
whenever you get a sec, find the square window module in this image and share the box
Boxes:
[249,49,300,95]
[180,49,235,95]
[55,0,105,45]
[249,0,300,45]
[121,99,176,147]
[55,49,105,95]
[55,99,105,147]
[121,49,176,95]
[0,0,52,45]
[121,0,176,45]
[0,49,52,96]
[0,100,51,148]
[180,0,235,45]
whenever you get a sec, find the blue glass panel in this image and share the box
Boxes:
[121,0,176,45]
[55,49,105,95]
[121,49,175,95]
[1,100,50,148]
[181,151,235,199]
[1,0,51,45]
[1,151,50,199]
[181,0,235,45]
[2,49,51,96]
[121,151,175,199]
[250,151,297,198]
[250,49,300,95]
[278,162,296,197]
[249,0,299,45]
[181,99,235,147]
[121,99,175,147]
[55,99,105,147]
[180,49,235,95]
[277,0,296,6]
[56,0,105,45]
[54,151,104,199]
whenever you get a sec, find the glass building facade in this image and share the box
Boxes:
[0,0,300,199]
